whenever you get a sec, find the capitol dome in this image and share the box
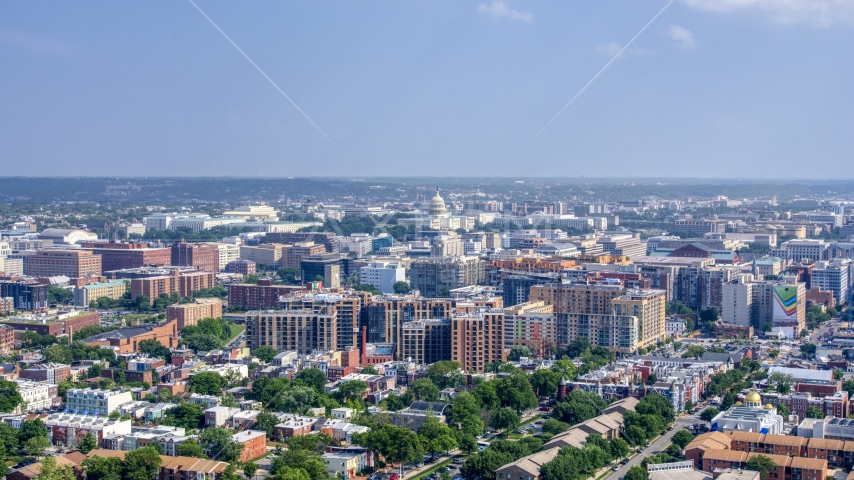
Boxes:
[428,188,448,217]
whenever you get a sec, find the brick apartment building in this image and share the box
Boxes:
[166,298,223,329]
[686,431,839,474]
[1,311,100,336]
[172,242,219,273]
[224,260,256,276]
[0,324,14,354]
[19,363,71,383]
[228,280,299,310]
[80,242,172,272]
[26,250,102,278]
[130,269,214,302]
[232,430,267,463]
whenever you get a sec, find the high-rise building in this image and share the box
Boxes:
[245,308,337,354]
[529,283,623,345]
[228,280,298,310]
[611,289,667,350]
[451,308,505,372]
[172,242,219,273]
[130,269,214,303]
[360,262,405,294]
[811,259,852,307]
[402,319,451,365]
[360,297,455,348]
[26,250,102,278]
[503,275,551,307]
[0,280,49,310]
[503,301,556,355]
[280,292,368,351]
[409,256,485,297]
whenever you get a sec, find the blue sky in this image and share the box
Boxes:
[1,1,852,178]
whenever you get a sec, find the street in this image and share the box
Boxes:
[601,409,704,480]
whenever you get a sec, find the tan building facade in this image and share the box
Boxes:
[246,309,337,354]
[451,307,505,372]
[166,298,223,329]
[27,250,102,278]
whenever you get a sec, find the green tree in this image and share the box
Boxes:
[411,378,440,402]
[428,360,464,389]
[335,380,368,403]
[800,343,817,358]
[418,414,458,460]
[177,440,207,458]
[79,432,98,454]
[360,366,378,374]
[295,368,328,392]
[805,406,824,419]
[287,433,331,454]
[624,466,649,480]
[252,346,278,363]
[19,419,48,443]
[243,461,258,479]
[137,339,172,362]
[25,435,50,458]
[124,446,163,480]
[254,412,280,440]
[637,394,675,423]
[490,408,521,431]
[683,345,706,359]
[42,344,73,364]
[768,372,794,394]
[541,419,571,436]
[82,455,124,480]
[507,345,532,362]
[700,407,720,424]
[776,403,791,417]
[200,427,243,463]
[552,390,606,424]
[746,455,777,480]
[672,429,695,449]
[529,368,560,397]
[190,372,224,395]
[393,281,410,294]
[33,456,76,480]
[699,307,719,322]
[496,372,538,414]
[610,437,630,459]
[162,402,205,429]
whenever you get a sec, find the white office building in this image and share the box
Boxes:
[360,261,405,294]
[778,239,828,262]
[811,258,852,306]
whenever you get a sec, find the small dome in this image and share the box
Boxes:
[765,404,774,409]
[734,401,743,407]
[745,391,762,403]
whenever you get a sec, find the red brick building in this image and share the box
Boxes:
[26,250,102,278]
[131,270,214,302]
[20,363,71,383]
[80,242,172,272]
[82,320,178,354]
[2,311,99,336]
[0,324,15,354]
[228,280,299,310]
[224,260,256,276]
[172,242,219,273]
[232,430,266,462]
[166,298,223,329]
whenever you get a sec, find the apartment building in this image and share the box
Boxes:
[166,297,223,329]
[245,308,337,354]
[281,242,326,268]
[503,301,556,355]
[228,280,298,310]
[280,292,367,351]
[409,256,485,298]
[130,269,214,302]
[0,280,48,310]
[73,280,129,306]
[44,414,132,447]
[66,388,133,416]
[3,311,99,336]
[361,297,455,348]
[26,250,102,278]
[224,259,256,275]
[20,363,71,383]
[13,379,56,412]
[402,319,451,365]
[171,242,219,273]
[529,282,622,345]
[232,430,267,463]
[451,308,505,372]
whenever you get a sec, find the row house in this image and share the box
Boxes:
[701,450,826,480]
[762,391,849,419]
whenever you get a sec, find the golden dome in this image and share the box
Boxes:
[745,391,762,403]
[734,401,743,406]
[765,404,774,409]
